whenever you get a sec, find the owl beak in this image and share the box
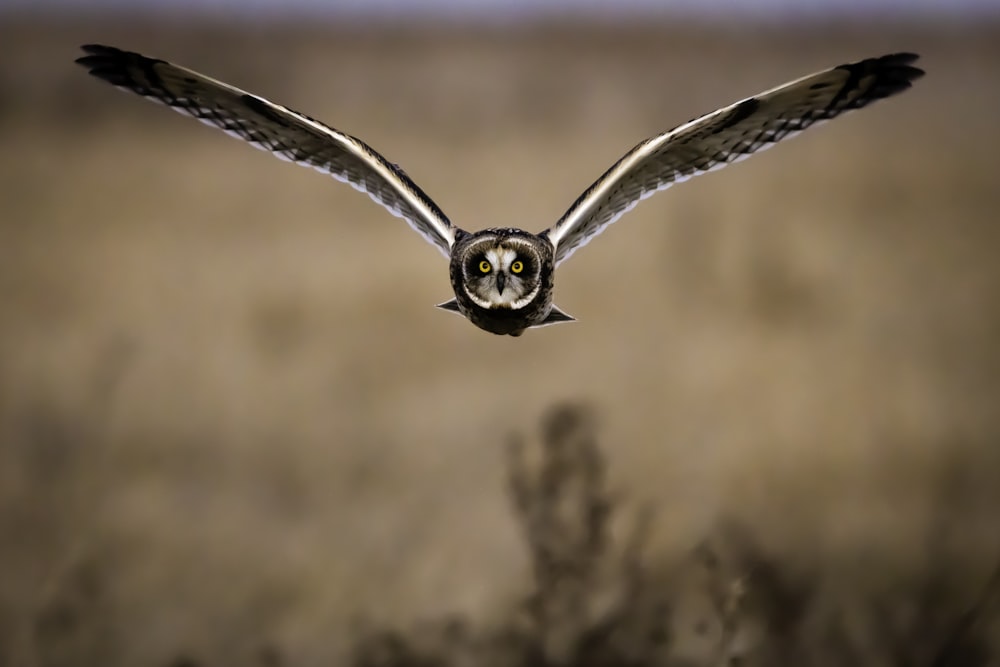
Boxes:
[496,272,506,295]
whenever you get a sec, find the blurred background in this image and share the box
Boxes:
[1,1,998,664]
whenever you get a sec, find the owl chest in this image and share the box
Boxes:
[463,299,549,336]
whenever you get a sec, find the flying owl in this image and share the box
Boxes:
[76,45,922,336]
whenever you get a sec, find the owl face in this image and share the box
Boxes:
[446,229,563,336]
[459,235,544,310]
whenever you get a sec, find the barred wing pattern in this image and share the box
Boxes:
[544,52,923,266]
[76,45,457,258]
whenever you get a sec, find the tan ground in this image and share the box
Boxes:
[1,17,998,665]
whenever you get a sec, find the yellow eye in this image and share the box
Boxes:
[511,260,524,274]
[478,260,491,274]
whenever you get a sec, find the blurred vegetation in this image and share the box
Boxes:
[1,16,999,667]
[25,405,1000,667]
[346,406,1000,667]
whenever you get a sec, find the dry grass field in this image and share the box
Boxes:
[1,16,998,666]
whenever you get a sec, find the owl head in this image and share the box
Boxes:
[455,230,549,310]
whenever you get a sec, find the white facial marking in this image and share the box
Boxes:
[485,247,517,272]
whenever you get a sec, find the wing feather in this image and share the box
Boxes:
[76,44,457,258]
[544,52,924,266]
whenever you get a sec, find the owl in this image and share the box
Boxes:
[76,46,922,336]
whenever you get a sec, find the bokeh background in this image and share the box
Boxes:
[1,1,998,664]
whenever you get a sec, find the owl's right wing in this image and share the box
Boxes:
[543,52,923,267]
[76,44,457,258]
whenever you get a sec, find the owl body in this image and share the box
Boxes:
[442,228,569,336]
[75,46,923,336]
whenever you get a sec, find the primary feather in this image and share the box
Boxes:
[75,44,457,257]
[543,52,924,266]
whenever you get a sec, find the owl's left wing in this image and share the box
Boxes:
[76,44,457,258]
[543,52,923,266]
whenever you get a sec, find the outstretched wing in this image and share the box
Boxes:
[543,52,923,266]
[76,44,457,258]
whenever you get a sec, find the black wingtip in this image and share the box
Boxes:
[879,54,924,101]
[845,52,925,102]
[877,51,925,83]
[75,44,167,89]
[75,43,125,70]
[78,43,118,55]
